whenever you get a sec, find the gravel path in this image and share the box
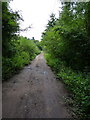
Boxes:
[2,53,72,118]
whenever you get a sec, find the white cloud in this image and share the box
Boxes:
[9,0,61,40]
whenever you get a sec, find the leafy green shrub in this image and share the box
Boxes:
[58,67,90,118]
[19,37,40,59]
[13,51,30,69]
[45,53,61,72]
[45,53,90,118]
[2,57,14,79]
[2,36,40,80]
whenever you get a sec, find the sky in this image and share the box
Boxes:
[9,0,61,41]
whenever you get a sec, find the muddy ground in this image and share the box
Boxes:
[2,53,72,118]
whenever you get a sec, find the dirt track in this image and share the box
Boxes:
[3,53,72,118]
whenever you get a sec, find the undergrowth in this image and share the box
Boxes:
[2,37,40,80]
[45,53,90,119]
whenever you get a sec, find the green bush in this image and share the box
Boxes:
[58,67,90,118]
[2,36,40,80]
[13,51,30,69]
[45,53,90,118]
[19,37,40,59]
[2,57,14,79]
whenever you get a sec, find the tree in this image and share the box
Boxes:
[2,2,21,57]
[46,13,56,29]
[42,2,90,71]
